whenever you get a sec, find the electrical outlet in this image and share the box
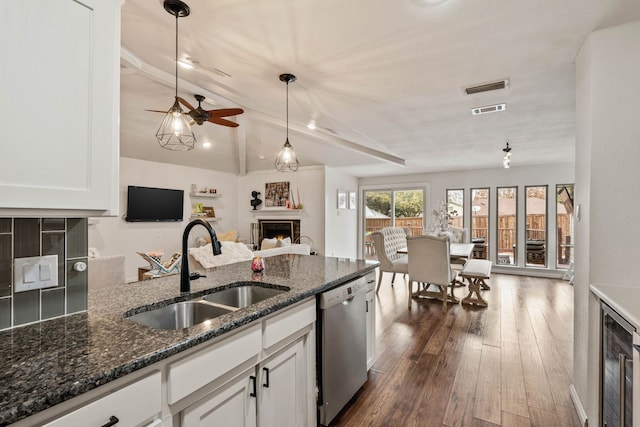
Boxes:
[14,255,58,292]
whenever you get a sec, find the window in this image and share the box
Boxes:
[470,188,489,259]
[525,185,547,267]
[446,189,464,229]
[496,187,517,265]
[556,184,574,269]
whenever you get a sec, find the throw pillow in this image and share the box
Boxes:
[276,237,292,247]
[261,238,278,250]
[218,230,238,242]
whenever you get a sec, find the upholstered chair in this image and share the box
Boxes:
[370,227,409,293]
[406,234,458,312]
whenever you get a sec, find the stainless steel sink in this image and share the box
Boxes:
[127,301,234,330]
[203,285,288,308]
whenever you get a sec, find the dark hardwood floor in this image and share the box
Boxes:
[330,273,581,427]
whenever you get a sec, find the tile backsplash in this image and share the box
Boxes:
[0,218,88,330]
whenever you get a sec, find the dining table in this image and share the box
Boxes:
[397,242,475,261]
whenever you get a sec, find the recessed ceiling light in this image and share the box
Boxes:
[178,60,193,69]
[307,119,316,130]
[202,141,212,148]
[471,103,506,116]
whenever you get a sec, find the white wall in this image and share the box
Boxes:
[237,166,326,255]
[324,167,359,258]
[89,157,239,282]
[359,163,574,273]
[574,20,640,424]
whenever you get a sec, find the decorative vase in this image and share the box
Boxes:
[251,256,265,272]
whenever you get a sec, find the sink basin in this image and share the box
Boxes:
[127,301,233,330]
[203,285,288,308]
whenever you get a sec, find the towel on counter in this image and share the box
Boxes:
[189,241,254,268]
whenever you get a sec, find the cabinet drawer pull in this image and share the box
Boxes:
[263,367,270,388]
[101,415,119,427]
[250,375,257,397]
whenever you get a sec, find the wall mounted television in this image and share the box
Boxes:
[125,186,184,222]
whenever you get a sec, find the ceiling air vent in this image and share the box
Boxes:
[464,79,509,95]
[471,103,506,116]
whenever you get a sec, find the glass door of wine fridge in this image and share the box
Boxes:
[601,302,634,427]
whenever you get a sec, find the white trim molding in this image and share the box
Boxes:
[569,384,588,427]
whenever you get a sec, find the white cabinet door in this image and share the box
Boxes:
[182,368,257,427]
[258,338,308,427]
[366,289,376,370]
[0,0,119,214]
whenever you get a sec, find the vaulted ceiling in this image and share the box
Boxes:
[120,0,640,177]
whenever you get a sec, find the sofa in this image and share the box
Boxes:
[189,240,310,269]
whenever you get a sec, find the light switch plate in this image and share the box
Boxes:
[14,255,58,292]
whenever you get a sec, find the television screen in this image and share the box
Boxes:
[126,186,184,222]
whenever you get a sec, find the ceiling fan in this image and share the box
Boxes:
[147,94,244,128]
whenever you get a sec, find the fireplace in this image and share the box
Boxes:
[258,219,301,244]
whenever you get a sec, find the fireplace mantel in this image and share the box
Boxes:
[250,209,303,217]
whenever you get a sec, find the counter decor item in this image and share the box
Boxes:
[251,256,265,272]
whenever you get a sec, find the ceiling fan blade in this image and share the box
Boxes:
[145,109,170,113]
[209,117,240,127]
[207,108,244,118]
[176,97,196,112]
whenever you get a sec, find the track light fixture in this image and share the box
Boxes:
[275,73,300,172]
[502,142,512,168]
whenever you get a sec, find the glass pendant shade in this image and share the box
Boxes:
[275,139,300,172]
[275,73,299,172]
[156,98,196,151]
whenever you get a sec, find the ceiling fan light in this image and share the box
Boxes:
[275,139,299,172]
[156,99,196,151]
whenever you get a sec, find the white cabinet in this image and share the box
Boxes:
[258,338,308,427]
[0,0,120,215]
[43,372,161,427]
[182,368,256,427]
[366,289,376,371]
[179,299,316,427]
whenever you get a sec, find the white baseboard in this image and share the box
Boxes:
[570,384,588,427]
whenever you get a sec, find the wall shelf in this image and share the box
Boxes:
[190,216,219,222]
[189,192,221,198]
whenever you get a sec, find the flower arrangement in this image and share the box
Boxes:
[426,200,456,233]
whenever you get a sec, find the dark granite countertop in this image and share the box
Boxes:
[0,255,378,425]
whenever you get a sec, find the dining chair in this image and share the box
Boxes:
[371,227,409,293]
[406,234,458,312]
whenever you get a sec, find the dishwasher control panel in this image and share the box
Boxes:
[319,276,367,309]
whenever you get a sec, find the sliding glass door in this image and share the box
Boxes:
[362,188,424,259]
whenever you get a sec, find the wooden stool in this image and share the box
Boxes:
[459,259,492,307]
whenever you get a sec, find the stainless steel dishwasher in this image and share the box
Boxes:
[317,275,368,426]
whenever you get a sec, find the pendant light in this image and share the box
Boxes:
[156,0,195,151]
[502,142,512,168]
[275,73,300,172]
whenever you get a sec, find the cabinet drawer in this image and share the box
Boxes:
[43,371,161,427]
[263,299,315,350]
[168,323,261,404]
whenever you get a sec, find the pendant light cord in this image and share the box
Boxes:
[286,80,289,140]
[174,11,179,99]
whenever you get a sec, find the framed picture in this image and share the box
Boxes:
[264,181,290,208]
[203,206,215,217]
[348,191,357,210]
[337,190,347,209]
